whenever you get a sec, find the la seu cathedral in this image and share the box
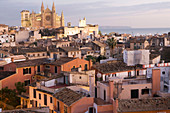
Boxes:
[21,2,65,28]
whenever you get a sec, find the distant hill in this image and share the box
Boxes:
[99,26,131,29]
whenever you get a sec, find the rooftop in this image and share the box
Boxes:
[0,71,16,80]
[10,47,47,55]
[93,61,142,74]
[129,38,146,43]
[94,98,111,105]
[53,88,84,106]
[14,58,49,68]
[92,41,106,47]
[118,97,170,112]
[49,57,76,66]
[60,47,80,52]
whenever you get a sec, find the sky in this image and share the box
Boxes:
[1,0,170,28]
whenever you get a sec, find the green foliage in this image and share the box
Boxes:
[85,55,106,63]
[0,87,20,107]
[98,30,102,36]
[85,55,96,63]
[106,37,117,57]
[96,55,106,62]
[15,82,26,95]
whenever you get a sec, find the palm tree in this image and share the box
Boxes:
[106,37,117,57]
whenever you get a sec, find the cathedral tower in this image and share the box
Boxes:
[21,10,30,27]
[61,11,65,27]
[52,2,56,27]
[31,10,35,28]
[41,2,45,27]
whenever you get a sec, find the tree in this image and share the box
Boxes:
[0,87,20,107]
[98,30,102,36]
[106,37,117,57]
[96,55,106,62]
[15,82,26,95]
[85,55,96,63]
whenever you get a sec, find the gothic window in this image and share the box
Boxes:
[46,16,51,21]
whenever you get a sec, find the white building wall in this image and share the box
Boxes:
[123,49,150,66]
[15,30,29,42]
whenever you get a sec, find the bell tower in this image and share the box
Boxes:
[61,11,65,27]
[21,10,30,27]
[41,2,45,27]
[52,2,56,28]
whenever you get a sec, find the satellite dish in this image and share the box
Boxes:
[97,73,102,78]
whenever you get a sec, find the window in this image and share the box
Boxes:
[89,107,96,113]
[59,53,62,55]
[79,76,82,79]
[137,70,139,76]
[57,101,60,111]
[114,74,117,77]
[64,106,67,113]
[131,89,139,99]
[43,53,45,56]
[23,68,31,75]
[162,71,165,74]
[44,94,47,105]
[45,65,50,69]
[85,64,88,71]
[79,65,81,67]
[39,94,41,100]
[33,54,35,57]
[37,65,40,72]
[33,89,36,98]
[104,90,106,101]
[128,72,131,77]
[55,66,57,73]
[37,54,40,57]
[35,101,37,107]
[50,97,53,103]
[95,87,97,98]
[73,66,75,69]
[142,89,149,95]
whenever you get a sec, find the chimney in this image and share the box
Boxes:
[109,80,114,103]
[11,58,14,62]
[46,46,49,51]
[152,69,161,96]
[17,47,18,53]
[89,59,93,70]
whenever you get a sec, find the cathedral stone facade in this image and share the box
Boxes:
[21,2,65,28]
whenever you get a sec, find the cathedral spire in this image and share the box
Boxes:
[41,1,44,9]
[61,10,64,19]
[61,11,65,27]
[41,1,45,13]
[52,2,56,12]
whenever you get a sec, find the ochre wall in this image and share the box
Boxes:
[1,66,35,89]
[70,97,94,113]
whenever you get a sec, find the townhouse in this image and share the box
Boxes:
[93,61,146,81]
